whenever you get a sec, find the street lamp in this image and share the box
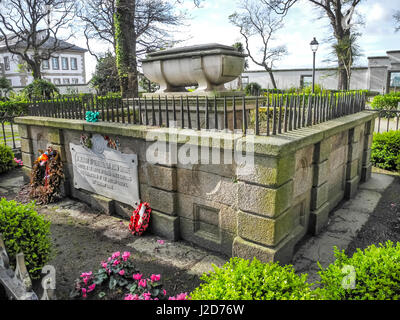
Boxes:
[310,37,319,94]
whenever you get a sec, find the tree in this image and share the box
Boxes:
[89,52,120,95]
[77,0,193,97]
[232,42,249,90]
[229,0,287,89]
[261,0,362,90]
[0,0,77,80]
[0,76,12,99]
[395,11,400,32]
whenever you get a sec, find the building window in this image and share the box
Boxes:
[52,57,59,70]
[63,78,70,84]
[3,56,10,71]
[300,75,313,88]
[42,60,50,70]
[72,78,79,84]
[62,57,69,70]
[389,72,400,88]
[70,57,78,70]
[53,78,61,85]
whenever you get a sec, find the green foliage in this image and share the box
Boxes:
[315,241,400,300]
[245,82,262,96]
[371,92,400,118]
[90,53,120,95]
[0,77,13,100]
[190,257,315,300]
[0,144,15,174]
[371,130,400,172]
[303,83,325,95]
[0,199,52,279]
[22,79,59,100]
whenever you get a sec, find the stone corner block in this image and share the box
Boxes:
[71,188,115,215]
[345,176,360,199]
[18,124,30,139]
[232,232,298,265]
[238,180,293,218]
[238,209,294,247]
[146,164,177,191]
[21,152,34,169]
[20,138,33,154]
[147,186,177,216]
[149,210,180,241]
[48,128,63,145]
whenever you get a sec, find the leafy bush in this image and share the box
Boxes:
[315,241,400,300]
[245,82,262,96]
[0,144,15,174]
[190,257,315,300]
[371,92,400,117]
[371,130,400,172]
[0,199,52,279]
[23,79,59,100]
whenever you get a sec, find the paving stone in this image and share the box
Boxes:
[187,255,228,276]
[127,236,208,269]
[359,173,395,193]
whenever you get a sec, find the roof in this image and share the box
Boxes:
[0,33,87,53]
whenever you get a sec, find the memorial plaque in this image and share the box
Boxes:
[70,134,139,206]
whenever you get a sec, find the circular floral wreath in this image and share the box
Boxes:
[29,146,64,204]
[128,202,151,236]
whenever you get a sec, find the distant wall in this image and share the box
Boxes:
[16,110,376,264]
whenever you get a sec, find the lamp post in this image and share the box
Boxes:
[310,37,319,94]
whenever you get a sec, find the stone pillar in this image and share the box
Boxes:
[345,126,362,199]
[144,164,180,241]
[309,140,331,235]
[233,154,299,264]
[18,124,34,183]
[361,120,373,182]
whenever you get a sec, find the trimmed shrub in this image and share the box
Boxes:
[245,82,262,96]
[190,257,315,300]
[22,79,59,100]
[315,241,400,300]
[0,199,52,279]
[371,92,400,117]
[371,130,400,172]
[0,144,15,174]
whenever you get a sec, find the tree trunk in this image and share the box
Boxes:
[115,0,138,98]
[30,61,42,80]
[267,69,278,89]
[337,61,348,91]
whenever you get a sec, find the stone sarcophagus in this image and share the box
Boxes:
[141,43,246,96]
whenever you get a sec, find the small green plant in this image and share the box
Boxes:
[190,257,315,300]
[371,130,400,172]
[0,199,52,279]
[315,241,400,300]
[22,79,59,100]
[0,144,15,174]
[245,82,262,96]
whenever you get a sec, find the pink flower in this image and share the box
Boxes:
[113,259,120,266]
[122,251,131,261]
[133,273,142,281]
[111,251,121,259]
[88,284,96,292]
[142,292,152,300]
[163,289,167,296]
[138,279,147,288]
[101,262,108,269]
[150,274,161,282]
[80,272,92,278]
[82,288,87,298]
[169,292,188,300]
[119,270,125,276]
[157,240,165,245]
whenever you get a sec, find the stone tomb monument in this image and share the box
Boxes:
[70,134,140,206]
[141,43,246,97]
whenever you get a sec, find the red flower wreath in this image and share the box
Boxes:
[129,202,151,236]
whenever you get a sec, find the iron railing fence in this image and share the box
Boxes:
[25,92,367,136]
[368,108,400,133]
[0,102,29,149]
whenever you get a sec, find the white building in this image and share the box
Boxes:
[0,36,88,90]
[227,50,400,94]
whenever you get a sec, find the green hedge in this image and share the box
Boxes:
[0,199,52,279]
[371,130,400,172]
[0,144,15,174]
[315,241,400,300]
[190,258,314,300]
[371,92,400,117]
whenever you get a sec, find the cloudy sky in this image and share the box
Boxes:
[79,0,400,80]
